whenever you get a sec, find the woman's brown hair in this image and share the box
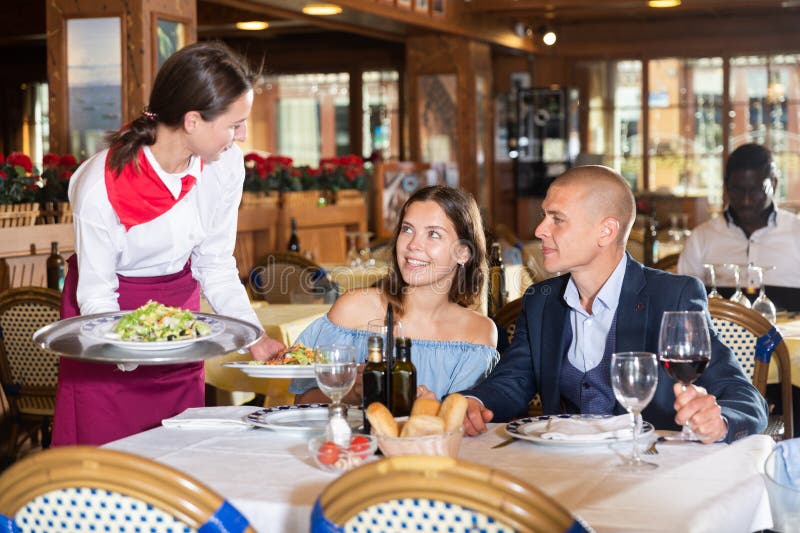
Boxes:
[105,41,258,174]
[376,185,487,316]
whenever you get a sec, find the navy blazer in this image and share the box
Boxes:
[467,255,768,443]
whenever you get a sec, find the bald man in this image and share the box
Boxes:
[461,166,767,443]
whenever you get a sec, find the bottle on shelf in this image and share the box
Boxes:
[389,337,416,418]
[362,335,387,433]
[46,241,66,292]
[643,210,659,267]
[488,242,507,318]
[287,218,300,252]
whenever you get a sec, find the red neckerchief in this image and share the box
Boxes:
[105,149,201,231]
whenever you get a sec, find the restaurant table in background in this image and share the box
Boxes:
[105,406,774,533]
[200,302,330,406]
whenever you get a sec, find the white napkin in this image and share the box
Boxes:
[539,415,633,442]
[161,407,253,430]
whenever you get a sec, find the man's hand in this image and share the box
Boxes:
[249,336,286,361]
[673,383,727,443]
[463,397,494,436]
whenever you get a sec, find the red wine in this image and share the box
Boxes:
[661,356,709,385]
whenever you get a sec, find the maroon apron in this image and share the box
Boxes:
[52,254,204,446]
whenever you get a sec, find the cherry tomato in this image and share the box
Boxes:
[348,435,372,457]
[317,441,340,465]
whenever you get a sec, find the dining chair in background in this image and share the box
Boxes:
[709,298,793,440]
[0,446,254,533]
[652,253,680,273]
[0,287,61,461]
[312,455,592,533]
[248,251,338,304]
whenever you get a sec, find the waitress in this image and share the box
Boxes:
[53,41,285,446]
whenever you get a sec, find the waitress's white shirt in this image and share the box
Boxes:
[68,144,261,329]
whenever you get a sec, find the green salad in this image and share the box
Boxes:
[113,301,211,342]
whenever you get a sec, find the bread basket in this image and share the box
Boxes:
[375,418,463,457]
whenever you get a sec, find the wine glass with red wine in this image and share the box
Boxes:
[658,310,711,441]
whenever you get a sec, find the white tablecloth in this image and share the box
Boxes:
[105,407,774,533]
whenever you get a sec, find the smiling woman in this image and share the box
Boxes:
[287,185,499,406]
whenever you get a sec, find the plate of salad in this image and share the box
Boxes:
[223,342,317,378]
[80,301,224,351]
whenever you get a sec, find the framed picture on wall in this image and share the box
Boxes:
[374,161,433,238]
[151,14,188,78]
[397,0,412,9]
[415,0,430,15]
[432,0,445,16]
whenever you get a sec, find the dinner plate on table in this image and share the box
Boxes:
[504,414,654,447]
[245,404,363,433]
[80,313,225,351]
[222,362,315,378]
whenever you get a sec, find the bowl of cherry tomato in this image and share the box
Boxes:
[308,434,378,473]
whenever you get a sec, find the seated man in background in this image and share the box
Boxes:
[460,165,767,444]
[678,143,800,310]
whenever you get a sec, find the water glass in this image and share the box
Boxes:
[367,318,403,361]
[703,264,722,300]
[726,264,752,309]
[749,265,777,324]
[610,352,659,471]
[314,344,357,408]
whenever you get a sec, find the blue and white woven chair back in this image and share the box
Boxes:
[312,456,593,533]
[0,446,253,533]
[710,316,758,381]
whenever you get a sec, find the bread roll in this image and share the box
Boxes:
[366,402,398,437]
[438,393,468,432]
[410,397,441,418]
[400,414,445,438]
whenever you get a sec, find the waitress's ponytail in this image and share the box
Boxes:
[105,111,158,175]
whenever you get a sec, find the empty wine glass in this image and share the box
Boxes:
[750,265,777,324]
[359,231,375,266]
[610,352,659,471]
[367,318,403,361]
[703,264,722,300]
[658,311,712,441]
[346,232,362,268]
[726,264,752,309]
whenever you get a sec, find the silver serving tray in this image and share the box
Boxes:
[33,311,262,365]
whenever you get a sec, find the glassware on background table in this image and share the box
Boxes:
[610,351,659,471]
[749,265,777,324]
[658,311,712,441]
[315,344,357,444]
[703,264,723,299]
[346,232,362,268]
[726,264,752,309]
[359,231,375,266]
[667,213,683,244]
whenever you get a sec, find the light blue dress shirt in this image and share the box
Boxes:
[563,255,627,372]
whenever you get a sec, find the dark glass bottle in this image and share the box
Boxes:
[46,241,65,292]
[488,242,506,318]
[390,337,416,417]
[362,335,387,433]
[643,211,659,266]
[287,218,300,252]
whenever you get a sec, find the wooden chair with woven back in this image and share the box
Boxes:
[493,297,543,417]
[708,298,793,441]
[0,446,255,533]
[248,251,336,304]
[0,287,61,460]
[312,455,590,533]
[652,253,680,273]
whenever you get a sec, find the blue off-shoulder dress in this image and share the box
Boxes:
[288,315,500,400]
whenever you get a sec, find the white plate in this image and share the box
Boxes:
[245,404,363,433]
[504,414,654,447]
[80,312,224,351]
[223,362,315,378]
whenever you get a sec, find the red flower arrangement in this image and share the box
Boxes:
[0,151,80,204]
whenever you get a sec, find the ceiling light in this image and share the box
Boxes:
[537,26,557,46]
[302,3,343,16]
[235,21,269,31]
[648,0,681,7]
